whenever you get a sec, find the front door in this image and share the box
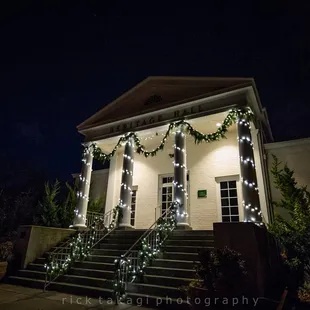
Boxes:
[159,175,174,217]
[158,173,190,220]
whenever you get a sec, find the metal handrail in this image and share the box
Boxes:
[44,208,117,291]
[86,210,105,227]
[154,205,170,222]
[113,201,178,303]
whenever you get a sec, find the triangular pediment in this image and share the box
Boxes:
[77,76,253,130]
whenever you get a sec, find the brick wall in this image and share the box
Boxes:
[92,124,269,230]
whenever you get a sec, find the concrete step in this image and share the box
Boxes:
[168,234,214,241]
[152,259,194,269]
[128,282,187,300]
[33,257,48,265]
[69,267,114,280]
[100,238,140,245]
[165,239,214,247]
[92,248,129,256]
[165,245,212,253]
[49,246,70,252]
[44,249,71,257]
[58,274,112,288]
[163,252,199,261]
[18,267,114,286]
[113,229,147,235]
[27,263,45,272]
[85,254,118,263]
[74,260,115,271]
[8,276,113,298]
[98,243,134,250]
[172,230,213,236]
[17,269,46,280]
[83,254,116,263]
[145,266,195,279]
[144,274,193,287]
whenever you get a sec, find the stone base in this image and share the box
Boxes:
[14,225,75,269]
[117,226,135,230]
[74,226,88,232]
[175,224,192,230]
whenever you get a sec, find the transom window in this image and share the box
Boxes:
[162,176,173,184]
[220,180,239,222]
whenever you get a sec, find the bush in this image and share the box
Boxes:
[268,155,310,291]
[298,282,310,304]
[0,241,13,262]
[35,180,106,228]
[190,247,248,294]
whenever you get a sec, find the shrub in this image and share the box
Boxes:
[268,155,310,290]
[190,247,248,294]
[298,282,310,304]
[0,241,13,262]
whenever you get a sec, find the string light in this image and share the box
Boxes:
[237,108,263,226]
[113,201,178,301]
[84,108,255,163]
[46,205,122,278]
[118,138,134,227]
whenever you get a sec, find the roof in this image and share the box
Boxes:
[77,76,255,131]
[265,137,310,150]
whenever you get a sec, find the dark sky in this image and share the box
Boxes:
[0,1,309,181]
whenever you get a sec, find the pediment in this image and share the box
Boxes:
[77,76,253,131]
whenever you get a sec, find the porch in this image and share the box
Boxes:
[73,108,268,231]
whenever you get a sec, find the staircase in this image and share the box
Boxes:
[127,230,214,308]
[8,229,214,308]
[8,229,146,297]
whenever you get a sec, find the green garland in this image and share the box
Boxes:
[84,108,254,163]
[45,230,96,278]
[45,205,122,279]
[113,201,178,302]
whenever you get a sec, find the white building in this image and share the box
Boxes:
[72,76,274,230]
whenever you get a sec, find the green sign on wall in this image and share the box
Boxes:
[197,190,207,198]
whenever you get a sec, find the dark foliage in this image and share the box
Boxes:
[191,247,249,294]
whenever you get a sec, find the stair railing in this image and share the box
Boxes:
[113,201,178,303]
[44,207,120,291]
[86,210,106,227]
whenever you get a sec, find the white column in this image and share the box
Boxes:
[173,125,189,226]
[251,128,269,223]
[237,108,263,225]
[118,138,134,228]
[73,146,93,228]
[105,154,119,214]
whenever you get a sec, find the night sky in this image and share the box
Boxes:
[0,2,309,182]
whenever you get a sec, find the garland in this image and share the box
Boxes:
[45,205,122,278]
[84,108,254,163]
[113,201,178,302]
[45,230,96,278]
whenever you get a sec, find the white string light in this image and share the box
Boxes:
[239,156,255,168]
[237,110,263,226]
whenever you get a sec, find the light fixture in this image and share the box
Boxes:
[216,123,221,127]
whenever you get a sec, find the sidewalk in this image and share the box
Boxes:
[0,284,150,310]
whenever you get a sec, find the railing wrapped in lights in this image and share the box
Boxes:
[44,206,121,291]
[86,210,109,228]
[113,201,178,303]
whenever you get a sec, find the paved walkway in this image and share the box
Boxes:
[0,284,152,310]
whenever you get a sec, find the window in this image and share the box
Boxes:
[130,189,137,226]
[219,180,239,222]
[161,184,173,216]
